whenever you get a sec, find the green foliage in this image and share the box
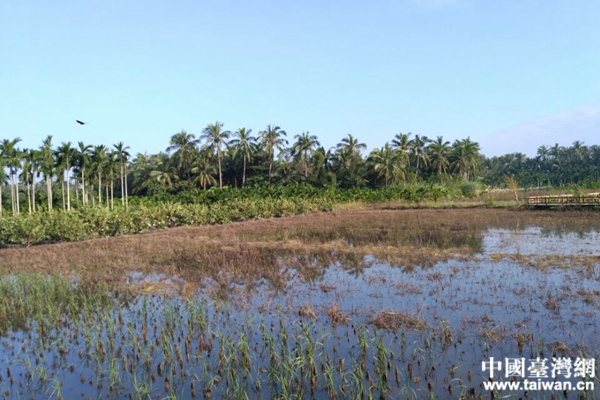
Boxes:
[0,274,116,333]
[0,180,485,245]
[0,196,334,245]
[568,184,586,197]
[482,142,600,187]
[0,213,45,246]
[459,181,480,198]
[130,182,475,206]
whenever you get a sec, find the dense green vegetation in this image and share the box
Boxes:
[482,141,600,187]
[1,125,599,245]
[0,196,334,245]
[0,181,484,245]
[2,127,599,216]
[1,128,485,216]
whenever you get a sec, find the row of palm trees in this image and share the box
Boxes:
[483,141,600,187]
[1,122,483,215]
[159,123,294,188]
[0,136,130,215]
[132,124,481,193]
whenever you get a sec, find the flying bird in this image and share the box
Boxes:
[76,120,86,125]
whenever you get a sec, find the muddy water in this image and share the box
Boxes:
[0,221,598,399]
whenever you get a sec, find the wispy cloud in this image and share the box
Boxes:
[481,104,600,157]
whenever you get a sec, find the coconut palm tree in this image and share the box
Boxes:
[428,136,451,175]
[229,128,256,187]
[410,134,430,175]
[336,134,366,157]
[167,130,198,179]
[451,138,480,180]
[334,135,367,186]
[130,153,157,194]
[259,125,288,183]
[535,145,551,186]
[368,143,406,187]
[571,140,587,161]
[392,132,412,155]
[272,149,300,185]
[310,147,334,187]
[292,132,320,179]
[148,153,178,189]
[113,142,130,208]
[200,121,230,188]
[191,153,217,190]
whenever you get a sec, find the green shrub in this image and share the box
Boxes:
[0,214,45,245]
[460,182,480,198]
[0,182,468,245]
[45,212,88,242]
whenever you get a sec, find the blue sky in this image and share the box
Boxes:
[1,0,599,157]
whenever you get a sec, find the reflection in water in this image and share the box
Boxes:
[0,210,599,399]
[484,227,600,256]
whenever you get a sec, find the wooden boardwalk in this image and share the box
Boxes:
[525,193,600,207]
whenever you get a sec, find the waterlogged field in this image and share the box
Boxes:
[0,209,598,400]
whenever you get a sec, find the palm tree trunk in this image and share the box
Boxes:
[81,169,86,205]
[268,157,273,183]
[14,173,20,215]
[10,175,15,215]
[0,184,2,216]
[105,181,109,208]
[124,165,129,209]
[61,177,65,210]
[27,183,31,213]
[110,178,114,210]
[32,173,36,212]
[10,174,15,215]
[218,150,223,188]
[242,155,247,187]
[16,176,20,214]
[66,165,71,211]
[304,151,308,179]
[120,164,124,206]
[46,175,52,211]
[75,178,79,206]
[98,173,102,205]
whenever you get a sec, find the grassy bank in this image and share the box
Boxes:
[0,183,483,245]
[4,182,588,246]
[0,197,333,245]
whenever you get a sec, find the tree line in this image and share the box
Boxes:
[482,141,600,187]
[1,122,598,215]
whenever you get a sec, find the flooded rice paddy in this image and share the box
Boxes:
[0,209,598,399]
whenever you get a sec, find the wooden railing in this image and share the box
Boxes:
[525,193,600,206]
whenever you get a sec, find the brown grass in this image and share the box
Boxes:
[0,208,598,294]
[298,304,317,318]
[372,310,426,331]
[325,304,348,326]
